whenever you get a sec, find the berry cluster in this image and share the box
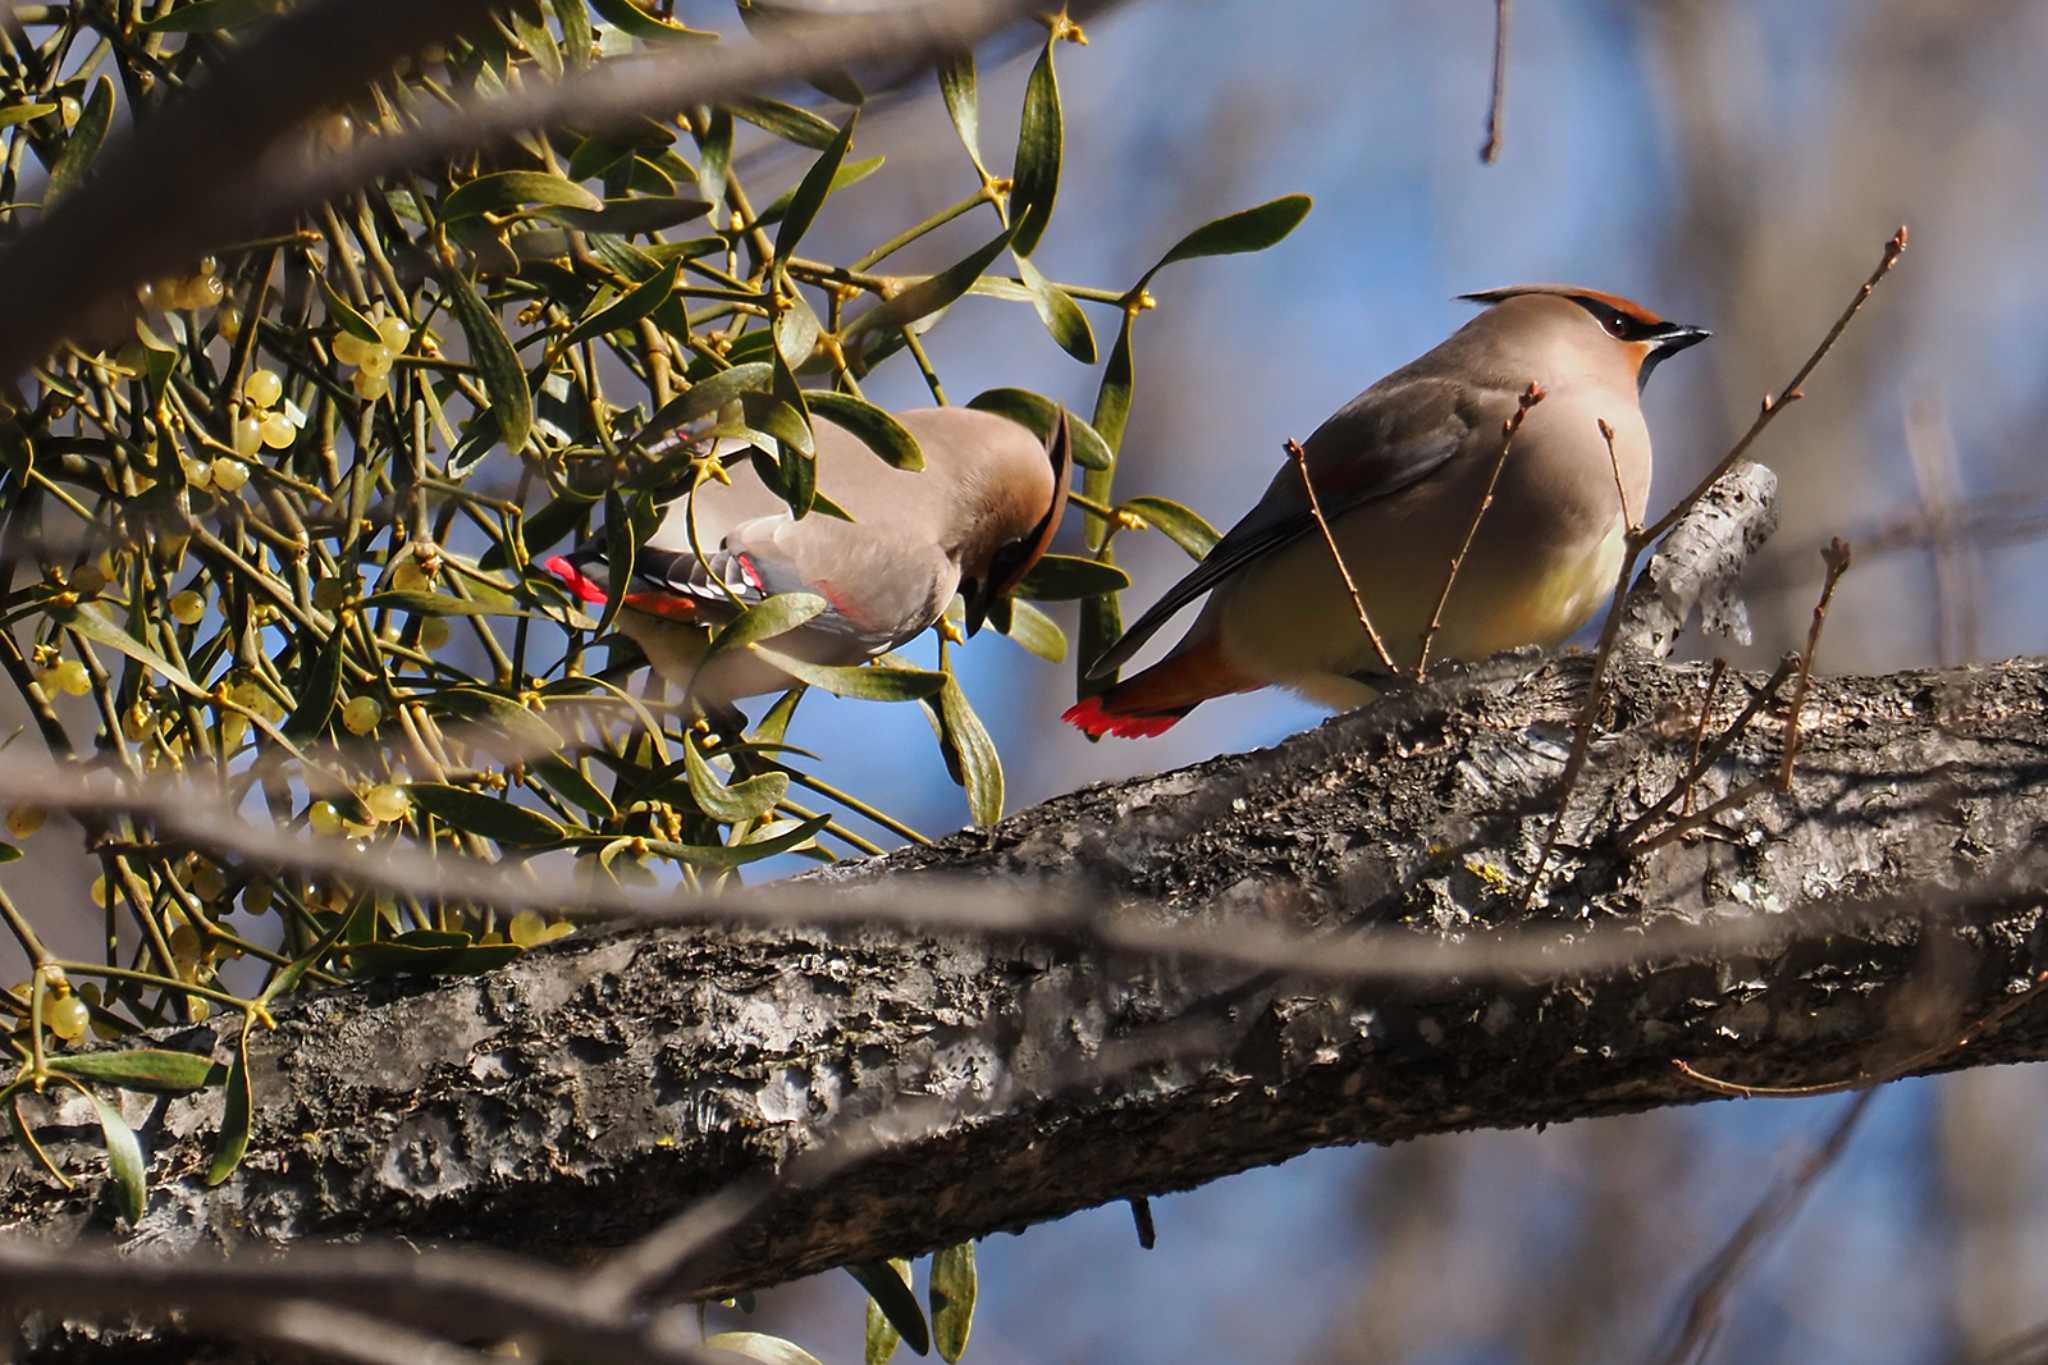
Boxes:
[333,305,413,402]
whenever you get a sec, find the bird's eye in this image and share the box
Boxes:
[1603,311,1631,338]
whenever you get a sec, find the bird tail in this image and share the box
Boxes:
[1060,636,1254,740]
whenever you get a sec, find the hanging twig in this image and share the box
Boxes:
[1478,0,1511,164]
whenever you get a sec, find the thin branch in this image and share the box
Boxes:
[1521,226,1909,905]
[1681,658,1727,817]
[1600,416,1638,535]
[1287,435,1400,678]
[1638,225,1909,548]
[1652,1089,1878,1365]
[1778,537,1852,790]
[1613,653,1795,850]
[1417,381,1543,677]
[1479,0,1511,164]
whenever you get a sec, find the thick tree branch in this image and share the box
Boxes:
[10,465,2048,1363]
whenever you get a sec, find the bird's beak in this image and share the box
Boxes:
[962,578,991,637]
[1652,323,1711,355]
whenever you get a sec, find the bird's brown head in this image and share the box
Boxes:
[1460,285,1710,391]
[959,408,1072,636]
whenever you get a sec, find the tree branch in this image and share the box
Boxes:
[10,468,2048,1357]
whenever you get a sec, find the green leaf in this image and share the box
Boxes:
[140,0,284,29]
[774,113,858,262]
[259,910,352,1007]
[442,268,533,455]
[1013,255,1095,363]
[548,195,711,235]
[594,486,635,637]
[750,647,947,701]
[683,734,789,823]
[0,102,58,130]
[45,75,113,203]
[1077,547,1123,697]
[929,1242,977,1363]
[750,688,805,746]
[552,0,593,67]
[358,590,538,619]
[937,53,984,175]
[937,677,1002,828]
[1015,554,1130,600]
[85,1089,146,1224]
[963,388,1112,471]
[704,1333,825,1365]
[775,288,823,369]
[1083,313,1136,548]
[802,393,923,471]
[284,635,343,738]
[319,275,382,345]
[632,812,829,868]
[1122,496,1221,560]
[205,1023,253,1186]
[866,1255,913,1365]
[61,603,204,699]
[638,362,773,445]
[730,96,839,150]
[695,107,733,225]
[998,597,1066,662]
[47,1048,224,1094]
[1138,194,1313,290]
[1008,41,1061,256]
[440,170,604,224]
[588,0,716,40]
[505,2,562,81]
[431,686,564,762]
[848,1260,930,1358]
[757,156,883,228]
[561,257,679,348]
[346,940,527,978]
[528,754,616,822]
[847,228,1014,340]
[407,783,564,846]
[705,592,827,657]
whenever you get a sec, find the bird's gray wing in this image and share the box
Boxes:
[1087,374,1489,678]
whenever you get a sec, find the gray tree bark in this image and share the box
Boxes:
[5,465,2046,1322]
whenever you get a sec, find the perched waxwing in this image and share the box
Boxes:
[1064,286,1709,738]
[548,406,1069,704]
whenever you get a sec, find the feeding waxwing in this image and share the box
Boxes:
[1063,286,1709,738]
[548,405,1070,703]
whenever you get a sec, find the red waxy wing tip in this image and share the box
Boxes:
[544,555,609,606]
[1060,696,1181,740]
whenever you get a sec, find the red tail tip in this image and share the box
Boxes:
[1061,695,1181,740]
[544,554,608,606]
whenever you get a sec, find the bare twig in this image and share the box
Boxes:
[1681,659,1727,817]
[1521,227,1909,905]
[1613,653,1796,850]
[1778,538,1853,790]
[1600,416,1639,535]
[1652,1089,1878,1365]
[1627,777,1773,856]
[1638,225,1909,548]
[1417,381,1543,676]
[1287,436,1401,678]
[1479,0,1511,164]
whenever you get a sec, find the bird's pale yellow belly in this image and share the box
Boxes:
[1213,511,1627,704]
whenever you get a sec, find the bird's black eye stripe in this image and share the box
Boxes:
[1569,295,1658,341]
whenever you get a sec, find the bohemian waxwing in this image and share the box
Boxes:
[549,405,1070,703]
[1064,286,1709,738]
